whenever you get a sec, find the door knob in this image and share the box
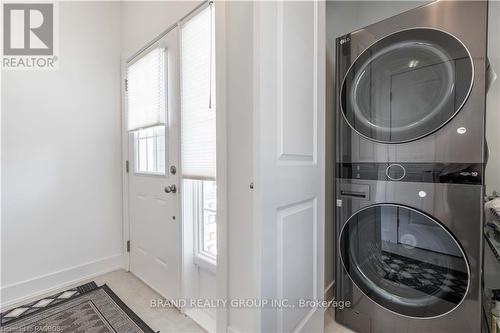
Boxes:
[164,184,177,194]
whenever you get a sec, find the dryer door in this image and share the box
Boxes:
[341,28,473,143]
[339,204,469,318]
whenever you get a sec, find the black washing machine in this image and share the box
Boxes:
[333,1,487,332]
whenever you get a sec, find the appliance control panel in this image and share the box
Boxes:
[337,162,482,185]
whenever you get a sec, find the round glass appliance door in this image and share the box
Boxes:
[339,204,469,318]
[341,28,473,143]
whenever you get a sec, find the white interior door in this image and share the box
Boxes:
[254,1,325,332]
[127,28,181,300]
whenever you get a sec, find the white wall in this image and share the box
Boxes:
[486,0,500,195]
[1,2,123,306]
[120,1,198,60]
[325,0,428,296]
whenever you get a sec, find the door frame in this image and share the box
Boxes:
[120,1,228,331]
[213,1,228,331]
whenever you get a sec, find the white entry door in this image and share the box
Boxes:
[254,1,325,332]
[127,27,180,300]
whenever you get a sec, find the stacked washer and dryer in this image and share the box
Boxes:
[334,1,488,333]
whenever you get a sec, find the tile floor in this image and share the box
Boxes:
[324,307,356,333]
[3,270,204,333]
[4,269,356,333]
[92,270,206,332]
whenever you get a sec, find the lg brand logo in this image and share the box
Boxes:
[339,37,350,45]
[3,3,58,69]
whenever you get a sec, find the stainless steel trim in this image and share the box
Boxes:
[337,202,471,320]
[338,27,475,144]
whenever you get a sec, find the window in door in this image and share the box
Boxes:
[134,126,166,175]
[127,46,168,175]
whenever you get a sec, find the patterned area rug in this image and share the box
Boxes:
[0,282,155,333]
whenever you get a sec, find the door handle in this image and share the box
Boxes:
[164,184,177,194]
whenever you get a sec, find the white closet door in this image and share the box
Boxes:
[254,1,326,332]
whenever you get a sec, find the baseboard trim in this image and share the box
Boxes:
[0,253,124,310]
[324,279,335,303]
[324,280,334,295]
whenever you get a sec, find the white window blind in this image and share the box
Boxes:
[127,47,166,131]
[181,5,216,180]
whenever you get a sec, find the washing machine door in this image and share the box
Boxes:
[341,28,473,143]
[339,204,469,318]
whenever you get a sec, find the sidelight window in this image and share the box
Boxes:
[181,4,217,268]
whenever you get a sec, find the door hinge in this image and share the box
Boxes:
[125,79,128,92]
[126,240,130,252]
[126,160,129,173]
